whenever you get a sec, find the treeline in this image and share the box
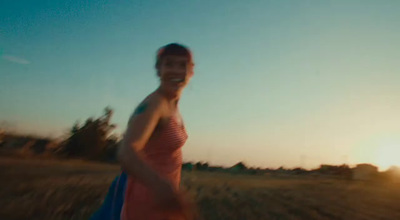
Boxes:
[182,162,353,178]
[182,162,400,182]
[0,107,121,162]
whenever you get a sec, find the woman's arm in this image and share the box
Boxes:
[117,96,166,188]
[118,95,191,216]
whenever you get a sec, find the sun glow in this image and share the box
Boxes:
[374,144,400,171]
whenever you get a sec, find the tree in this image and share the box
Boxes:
[60,107,118,160]
[195,162,209,171]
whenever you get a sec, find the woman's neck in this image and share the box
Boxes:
[156,87,181,104]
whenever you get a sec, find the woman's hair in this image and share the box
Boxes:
[155,43,194,75]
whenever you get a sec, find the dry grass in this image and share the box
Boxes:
[1,157,400,220]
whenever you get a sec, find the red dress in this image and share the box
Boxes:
[121,113,188,220]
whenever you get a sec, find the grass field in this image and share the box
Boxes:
[1,157,400,220]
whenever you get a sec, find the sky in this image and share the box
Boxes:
[1,0,400,170]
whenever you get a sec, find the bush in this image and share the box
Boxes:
[59,107,119,161]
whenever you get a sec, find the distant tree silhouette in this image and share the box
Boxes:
[195,162,209,171]
[229,162,247,173]
[291,167,308,175]
[182,162,194,171]
[60,107,118,160]
[314,164,352,178]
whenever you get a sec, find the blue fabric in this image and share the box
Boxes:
[90,171,127,220]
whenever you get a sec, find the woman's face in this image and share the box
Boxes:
[158,55,193,94]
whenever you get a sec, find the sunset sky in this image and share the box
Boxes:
[1,0,400,170]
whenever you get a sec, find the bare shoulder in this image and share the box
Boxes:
[132,92,168,118]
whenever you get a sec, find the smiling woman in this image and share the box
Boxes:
[90,43,196,220]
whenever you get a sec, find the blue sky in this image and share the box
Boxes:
[1,0,400,169]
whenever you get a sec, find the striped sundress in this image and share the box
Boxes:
[120,112,188,220]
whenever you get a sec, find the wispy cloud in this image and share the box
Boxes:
[2,55,31,65]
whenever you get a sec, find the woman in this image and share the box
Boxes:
[118,43,195,220]
[90,43,194,220]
